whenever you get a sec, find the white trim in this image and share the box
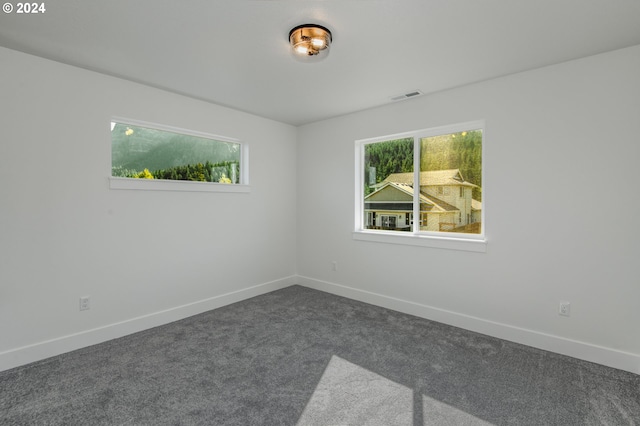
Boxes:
[354,141,364,233]
[0,276,296,372]
[111,116,241,145]
[4,275,638,375]
[353,230,487,252]
[297,275,640,375]
[413,134,421,232]
[109,177,250,193]
[414,120,484,140]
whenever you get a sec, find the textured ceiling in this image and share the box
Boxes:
[1,0,640,125]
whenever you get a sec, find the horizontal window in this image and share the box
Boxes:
[354,121,486,252]
[110,118,248,192]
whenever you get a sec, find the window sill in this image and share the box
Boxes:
[109,177,250,193]
[352,230,487,253]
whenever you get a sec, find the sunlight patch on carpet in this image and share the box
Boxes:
[297,355,492,425]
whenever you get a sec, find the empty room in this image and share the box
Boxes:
[1,1,639,424]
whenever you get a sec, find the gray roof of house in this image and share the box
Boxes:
[384,169,477,187]
[366,182,459,213]
[419,191,459,212]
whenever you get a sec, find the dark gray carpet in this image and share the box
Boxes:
[1,285,638,425]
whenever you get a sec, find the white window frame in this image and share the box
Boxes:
[353,120,486,253]
[109,117,250,193]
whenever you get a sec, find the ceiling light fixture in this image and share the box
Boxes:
[289,24,332,61]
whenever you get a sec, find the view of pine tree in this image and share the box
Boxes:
[112,161,239,183]
[421,130,482,200]
[364,138,413,195]
[111,123,240,176]
[152,161,238,183]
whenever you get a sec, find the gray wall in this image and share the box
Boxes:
[296,45,640,373]
[2,44,639,374]
[0,47,298,370]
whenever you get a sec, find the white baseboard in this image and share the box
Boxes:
[0,276,296,373]
[4,275,638,376]
[297,275,640,375]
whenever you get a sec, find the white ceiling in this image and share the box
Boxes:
[1,1,640,126]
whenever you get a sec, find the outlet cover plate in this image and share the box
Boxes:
[79,296,90,311]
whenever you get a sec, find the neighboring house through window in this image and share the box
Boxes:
[355,121,485,251]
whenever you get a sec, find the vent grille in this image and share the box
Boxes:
[390,90,423,102]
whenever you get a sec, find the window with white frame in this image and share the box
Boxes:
[355,121,485,251]
[110,118,248,192]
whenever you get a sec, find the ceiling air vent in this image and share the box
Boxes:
[390,90,423,102]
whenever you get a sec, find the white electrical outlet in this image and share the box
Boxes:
[79,296,91,311]
[559,302,570,317]
[331,261,338,271]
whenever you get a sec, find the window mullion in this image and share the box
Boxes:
[355,142,364,231]
[413,135,420,233]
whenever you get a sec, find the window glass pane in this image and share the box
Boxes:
[363,138,414,232]
[418,129,482,234]
[111,122,241,184]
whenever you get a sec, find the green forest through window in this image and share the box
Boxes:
[111,121,241,184]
